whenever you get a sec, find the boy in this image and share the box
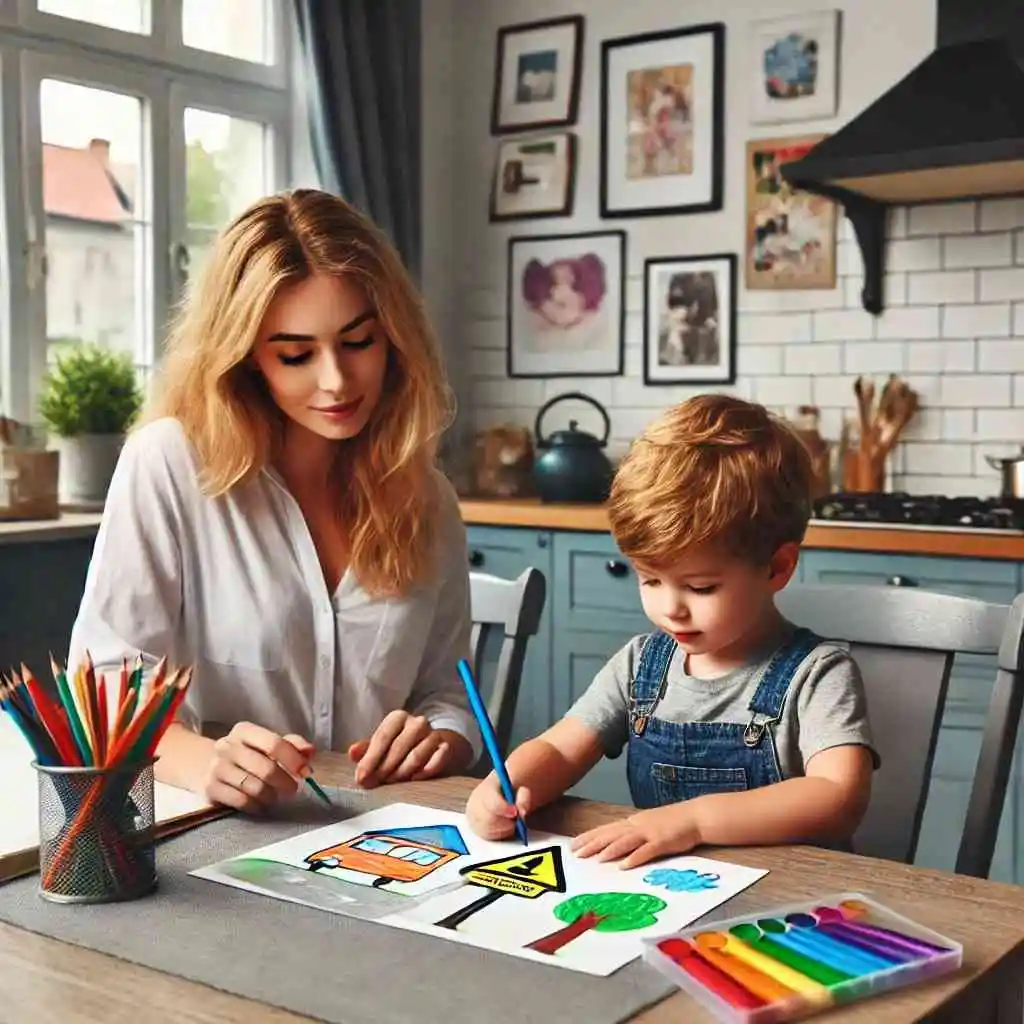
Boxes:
[466,394,877,868]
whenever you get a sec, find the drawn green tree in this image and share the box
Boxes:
[526,891,668,955]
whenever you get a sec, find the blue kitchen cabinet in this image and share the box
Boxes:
[799,548,1022,883]
[465,525,553,748]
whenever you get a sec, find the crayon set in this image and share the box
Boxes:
[0,652,193,901]
[642,893,962,1022]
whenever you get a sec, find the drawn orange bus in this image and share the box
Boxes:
[304,824,469,888]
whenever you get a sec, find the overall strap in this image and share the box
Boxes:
[628,631,676,737]
[743,627,822,748]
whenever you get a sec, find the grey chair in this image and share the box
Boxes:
[469,568,546,769]
[776,583,1024,878]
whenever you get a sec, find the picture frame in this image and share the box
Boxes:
[600,23,725,218]
[491,15,584,135]
[507,230,626,380]
[745,134,838,291]
[643,253,736,386]
[490,131,577,222]
[750,11,841,124]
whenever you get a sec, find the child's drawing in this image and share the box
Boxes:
[434,845,566,930]
[305,823,468,889]
[644,867,720,893]
[192,804,769,978]
[526,892,667,954]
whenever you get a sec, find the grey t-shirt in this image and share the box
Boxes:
[567,622,878,778]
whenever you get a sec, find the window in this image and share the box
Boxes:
[1,0,293,423]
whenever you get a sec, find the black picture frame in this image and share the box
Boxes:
[489,132,578,223]
[491,15,585,135]
[506,229,626,380]
[643,253,737,386]
[600,23,725,218]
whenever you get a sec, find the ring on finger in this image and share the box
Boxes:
[239,771,251,792]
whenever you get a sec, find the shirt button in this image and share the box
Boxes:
[318,706,329,719]
[320,654,330,668]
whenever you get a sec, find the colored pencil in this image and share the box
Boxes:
[456,657,528,846]
[304,774,334,808]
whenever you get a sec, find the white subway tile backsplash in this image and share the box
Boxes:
[976,408,1024,441]
[938,374,1011,407]
[942,303,1012,338]
[908,202,977,236]
[844,342,904,373]
[980,267,1024,302]
[905,340,975,373]
[978,339,1024,373]
[888,237,942,272]
[943,233,1013,269]
[463,197,1020,496]
[907,271,976,305]
[980,199,1024,232]
[875,306,940,340]
[813,309,875,341]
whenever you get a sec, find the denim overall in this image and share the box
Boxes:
[626,627,822,809]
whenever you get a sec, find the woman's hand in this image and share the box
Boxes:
[203,722,316,813]
[348,710,472,787]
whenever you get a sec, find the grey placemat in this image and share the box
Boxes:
[0,788,675,1024]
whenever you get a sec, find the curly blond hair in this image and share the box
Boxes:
[140,188,452,597]
[609,394,813,566]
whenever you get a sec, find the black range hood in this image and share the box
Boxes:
[781,0,1024,314]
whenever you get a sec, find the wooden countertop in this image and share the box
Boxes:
[459,498,1024,561]
[3,755,1023,1022]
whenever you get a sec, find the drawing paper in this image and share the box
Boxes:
[193,802,768,976]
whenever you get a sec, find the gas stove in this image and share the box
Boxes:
[812,493,1024,532]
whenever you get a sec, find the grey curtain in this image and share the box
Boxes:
[293,0,422,277]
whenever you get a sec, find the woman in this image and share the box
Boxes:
[69,189,479,813]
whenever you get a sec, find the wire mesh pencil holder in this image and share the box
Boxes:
[34,758,158,904]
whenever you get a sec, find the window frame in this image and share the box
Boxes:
[0,0,294,421]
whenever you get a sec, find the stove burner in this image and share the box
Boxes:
[812,493,1024,530]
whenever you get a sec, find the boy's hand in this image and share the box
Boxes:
[571,805,701,869]
[466,773,531,841]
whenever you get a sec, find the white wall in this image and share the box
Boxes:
[431,0,1024,497]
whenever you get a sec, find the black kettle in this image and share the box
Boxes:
[532,392,615,504]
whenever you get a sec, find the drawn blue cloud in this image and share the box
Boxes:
[643,868,720,893]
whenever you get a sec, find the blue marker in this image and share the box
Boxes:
[457,658,528,846]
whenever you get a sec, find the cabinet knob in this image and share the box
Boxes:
[886,575,918,587]
[605,560,629,578]
[468,549,485,568]
[537,535,549,549]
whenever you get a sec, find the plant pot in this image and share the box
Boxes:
[52,433,124,509]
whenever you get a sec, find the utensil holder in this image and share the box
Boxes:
[35,759,157,903]
[843,450,886,493]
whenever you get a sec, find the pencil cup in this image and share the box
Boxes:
[34,759,158,904]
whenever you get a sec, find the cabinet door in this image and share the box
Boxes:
[464,526,553,747]
[552,628,634,807]
[552,531,647,635]
[0,538,94,674]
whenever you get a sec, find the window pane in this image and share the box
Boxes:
[182,0,271,64]
[40,80,149,375]
[185,107,270,277]
[37,0,149,34]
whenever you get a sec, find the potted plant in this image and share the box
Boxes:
[38,342,143,508]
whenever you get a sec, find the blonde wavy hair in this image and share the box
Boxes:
[608,394,813,567]
[140,188,453,597]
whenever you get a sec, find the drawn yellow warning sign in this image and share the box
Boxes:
[460,844,567,899]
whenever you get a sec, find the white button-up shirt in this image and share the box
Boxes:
[69,418,480,757]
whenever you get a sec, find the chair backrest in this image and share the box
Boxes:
[469,568,546,763]
[776,583,1024,877]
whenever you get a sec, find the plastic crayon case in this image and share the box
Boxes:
[641,892,963,1023]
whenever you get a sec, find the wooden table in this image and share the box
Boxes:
[3,754,1024,1023]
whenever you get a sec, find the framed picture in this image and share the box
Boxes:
[750,11,840,124]
[490,132,577,222]
[507,230,626,379]
[745,134,838,290]
[600,23,725,218]
[644,254,736,385]
[491,15,584,134]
